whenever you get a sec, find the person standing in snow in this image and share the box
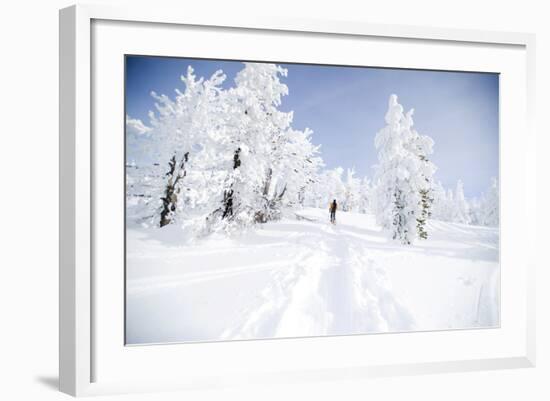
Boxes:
[329,199,337,224]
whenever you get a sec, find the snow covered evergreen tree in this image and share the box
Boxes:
[446,189,455,221]
[373,95,435,244]
[342,168,361,212]
[359,177,373,213]
[452,180,471,224]
[468,197,482,226]
[431,181,454,222]
[479,177,499,227]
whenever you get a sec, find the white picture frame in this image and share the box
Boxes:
[59,3,536,397]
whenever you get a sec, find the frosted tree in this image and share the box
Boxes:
[160,67,227,228]
[418,178,497,227]
[207,62,322,228]
[305,168,370,214]
[373,95,427,244]
[468,197,482,226]
[359,176,373,213]
[479,178,499,227]
[215,63,294,226]
[253,79,322,220]
[277,127,323,211]
[341,168,361,212]
[125,116,164,224]
[453,180,471,224]
[302,166,327,208]
[126,66,227,228]
[255,123,321,221]
[321,167,346,210]
[431,181,453,222]
[446,189,455,221]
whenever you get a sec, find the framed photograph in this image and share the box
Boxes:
[59,4,536,396]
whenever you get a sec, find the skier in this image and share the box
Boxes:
[329,199,337,224]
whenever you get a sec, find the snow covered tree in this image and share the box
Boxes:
[125,116,154,187]
[320,167,347,210]
[468,197,483,226]
[277,127,323,210]
[215,63,294,226]
[302,167,326,209]
[479,178,499,227]
[125,116,162,224]
[126,66,227,228]
[341,168,361,212]
[158,67,228,228]
[252,79,322,221]
[446,189,455,220]
[373,95,405,234]
[255,123,321,221]
[431,181,454,222]
[452,180,471,224]
[185,62,322,230]
[359,176,373,214]
[425,179,498,227]
[372,95,436,244]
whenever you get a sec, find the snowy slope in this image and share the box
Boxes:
[126,208,499,345]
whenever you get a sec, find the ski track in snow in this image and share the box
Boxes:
[220,220,415,340]
[126,208,499,344]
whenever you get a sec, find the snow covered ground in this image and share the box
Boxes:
[126,208,499,345]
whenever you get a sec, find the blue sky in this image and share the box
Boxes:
[126,56,499,198]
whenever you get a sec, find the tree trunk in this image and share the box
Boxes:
[160,152,188,227]
[222,148,241,219]
[254,168,273,223]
